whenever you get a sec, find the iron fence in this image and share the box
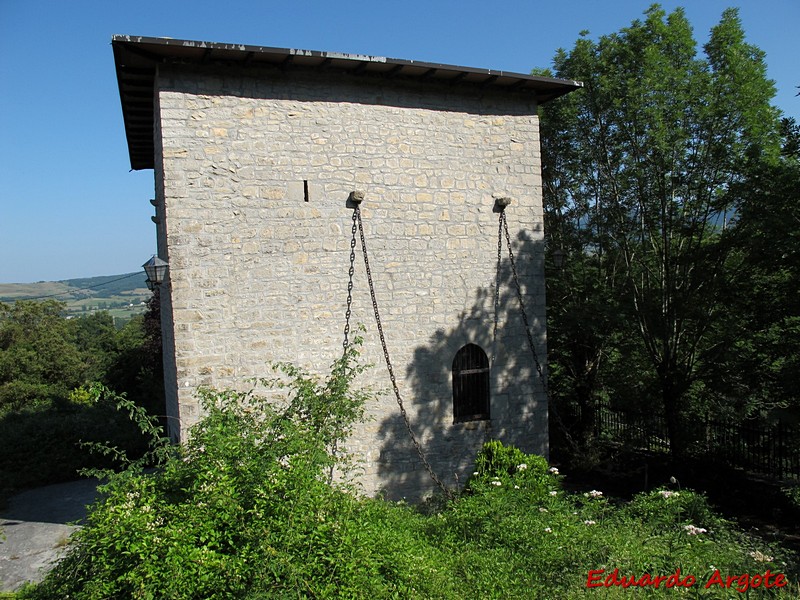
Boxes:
[583,404,800,480]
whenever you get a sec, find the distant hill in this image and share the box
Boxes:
[59,272,151,299]
[0,272,152,323]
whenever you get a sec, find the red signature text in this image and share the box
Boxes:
[586,568,787,592]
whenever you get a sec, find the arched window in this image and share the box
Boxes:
[452,343,490,423]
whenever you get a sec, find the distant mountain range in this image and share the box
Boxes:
[0,272,152,322]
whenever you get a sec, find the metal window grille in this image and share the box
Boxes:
[452,343,490,423]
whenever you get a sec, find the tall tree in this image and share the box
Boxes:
[710,119,800,418]
[541,6,781,456]
[71,311,120,383]
[0,300,84,410]
[0,297,165,415]
[107,289,165,418]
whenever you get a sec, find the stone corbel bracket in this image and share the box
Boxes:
[493,195,513,212]
[347,190,365,208]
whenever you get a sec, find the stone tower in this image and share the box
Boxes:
[113,36,580,499]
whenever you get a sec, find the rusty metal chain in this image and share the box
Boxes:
[491,212,503,367]
[499,210,577,451]
[500,211,548,393]
[344,203,571,493]
[354,208,451,498]
[342,209,358,351]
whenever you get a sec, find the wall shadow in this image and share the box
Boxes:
[161,63,539,117]
[375,231,547,500]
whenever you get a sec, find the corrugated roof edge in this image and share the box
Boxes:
[112,35,582,170]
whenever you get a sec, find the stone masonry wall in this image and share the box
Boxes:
[154,64,548,499]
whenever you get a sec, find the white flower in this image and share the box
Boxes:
[683,524,707,535]
[473,471,479,476]
[514,485,520,489]
[549,491,558,496]
[584,490,603,499]
[548,467,559,475]
[544,527,553,533]
[584,520,596,525]
[517,463,528,471]
[539,507,548,513]
[491,480,502,486]
[659,490,679,499]
[749,550,773,563]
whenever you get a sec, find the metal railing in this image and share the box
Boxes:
[568,403,800,480]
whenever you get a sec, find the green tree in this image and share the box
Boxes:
[70,311,120,383]
[0,296,164,416]
[541,6,782,456]
[709,121,800,418]
[106,291,165,418]
[0,300,84,410]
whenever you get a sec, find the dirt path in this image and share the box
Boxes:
[0,479,100,592]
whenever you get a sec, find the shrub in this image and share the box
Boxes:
[19,348,800,598]
[0,386,151,502]
[781,484,800,512]
[467,439,555,497]
[21,343,390,599]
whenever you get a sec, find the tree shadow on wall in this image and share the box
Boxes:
[375,229,548,501]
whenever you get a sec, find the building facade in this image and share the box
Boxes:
[113,36,579,499]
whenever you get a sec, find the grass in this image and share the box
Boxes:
[16,417,800,598]
[16,464,800,598]
[7,357,800,598]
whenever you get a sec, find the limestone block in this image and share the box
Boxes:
[156,67,548,500]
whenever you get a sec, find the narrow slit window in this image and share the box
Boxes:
[303,180,309,202]
[452,343,490,423]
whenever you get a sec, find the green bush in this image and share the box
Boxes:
[0,297,165,501]
[467,439,555,497]
[20,346,800,598]
[781,484,800,512]
[22,344,407,599]
[0,388,151,501]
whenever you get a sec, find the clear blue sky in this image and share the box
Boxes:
[1,0,797,283]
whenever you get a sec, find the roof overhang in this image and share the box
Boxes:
[112,35,583,170]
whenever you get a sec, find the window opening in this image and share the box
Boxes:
[303,179,309,202]
[452,343,490,422]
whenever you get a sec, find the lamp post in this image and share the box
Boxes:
[142,256,168,290]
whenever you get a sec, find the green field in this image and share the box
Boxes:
[0,272,152,323]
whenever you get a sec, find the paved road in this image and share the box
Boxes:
[0,479,101,592]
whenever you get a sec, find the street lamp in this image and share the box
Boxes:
[142,256,169,290]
